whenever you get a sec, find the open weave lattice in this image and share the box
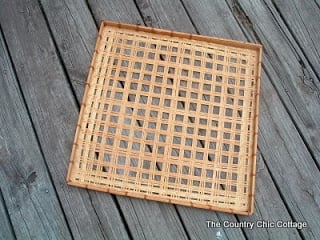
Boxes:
[67,21,262,215]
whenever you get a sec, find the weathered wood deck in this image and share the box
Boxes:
[0,0,319,239]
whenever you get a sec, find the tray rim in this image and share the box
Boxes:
[66,20,263,216]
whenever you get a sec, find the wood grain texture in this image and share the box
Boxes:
[0,0,129,239]
[245,153,301,239]
[268,0,320,78]
[39,0,97,101]
[135,0,194,32]
[0,29,72,240]
[117,197,188,240]
[231,0,320,165]
[88,0,142,25]
[0,190,15,240]
[257,80,320,239]
[39,1,131,239]
[182,0,320,239]
[40,0,188,239]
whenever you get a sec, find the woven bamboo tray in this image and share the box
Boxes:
[67,21,262,215]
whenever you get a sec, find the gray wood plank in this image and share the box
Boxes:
[257,79,320,239]
[38,2,132,238]
[134,0,195,31]
[0,190,15,240]
[39,0,97,101]
[35,0,188,239]
[0,28,72,240]
[231,0,320,165]
[269,0,320,78]
[0,1,129,239]
[244,153,300,239]
[88,0,142,25]
[116,198,188,240]
[181,0,320,238]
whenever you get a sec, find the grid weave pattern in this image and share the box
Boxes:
[67,21,262,215]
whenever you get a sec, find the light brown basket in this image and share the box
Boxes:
[67,21,262,215]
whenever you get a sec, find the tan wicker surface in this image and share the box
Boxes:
[67,21,262,215]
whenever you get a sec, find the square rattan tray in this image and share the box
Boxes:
[67,21,262,215]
